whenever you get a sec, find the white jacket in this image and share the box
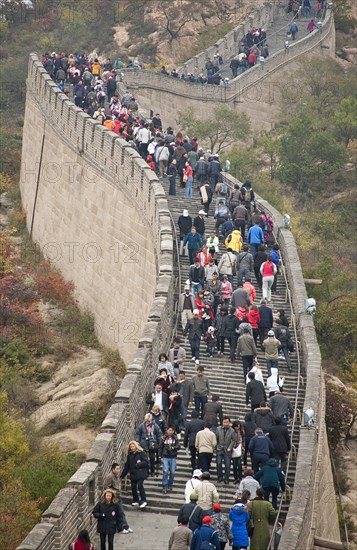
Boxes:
[246,365,264,385]
[184,478,202,503]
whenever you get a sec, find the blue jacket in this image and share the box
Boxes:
[270,249,279,267]
[191,525,220,550]
[248,433,274,458]
[248,224,264,245]
[229,505,249,547]
[184,232,203,251]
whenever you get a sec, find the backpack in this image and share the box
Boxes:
[199,532,217,550]
[220,182,228,194]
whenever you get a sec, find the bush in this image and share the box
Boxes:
[18,445,83,512]
[325,385,357,449]
[100,347,126,378]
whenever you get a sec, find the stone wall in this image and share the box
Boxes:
[124,8,335,129]
[17,54,175,550]
[221,174,341,548]
[177,1,285,76]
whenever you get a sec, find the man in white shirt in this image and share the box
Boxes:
[137,123,151,158]
[184,469,203,503]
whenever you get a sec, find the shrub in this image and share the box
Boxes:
[100,347,126,378]
[18,445,83,512]
[34,261,75,307]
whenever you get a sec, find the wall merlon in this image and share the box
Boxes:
[67,461,98,485]
[87,433,114,463]
[42,487,78,519]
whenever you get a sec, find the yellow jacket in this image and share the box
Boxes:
[225,230,243,253]
[92,62,101,76]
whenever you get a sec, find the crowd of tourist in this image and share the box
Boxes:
[43,51,296,550]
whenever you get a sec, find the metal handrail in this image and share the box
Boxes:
[220,175,302,549]
[266,223,302,550]
[167,206,182,345]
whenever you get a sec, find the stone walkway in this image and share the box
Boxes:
[94,510,176,550]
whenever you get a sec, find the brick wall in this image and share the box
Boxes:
[17,54,176,550]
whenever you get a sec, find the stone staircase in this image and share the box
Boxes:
[121,180,306,525]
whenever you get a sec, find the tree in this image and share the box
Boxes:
[177,105,250,154]
[333,97,357,146]
[325,384,357,450]
[0,392,29,468]
[257,133,280,180]
[278,112,348,192]
[224,145,258,182]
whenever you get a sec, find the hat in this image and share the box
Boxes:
[183,209,189,217]
[193,469,203,478]
[184,284,190,290]
[193,309,199,315]
[208,326,215,332]
[235,503,246,510]
[202,471,211,480]
[190,493,198,501]
[198,210,206,216]
[213,503,221,511]
[268,330,275,336]
[202,516,213,524]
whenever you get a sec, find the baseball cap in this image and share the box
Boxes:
[268,330,275,336]
[193,469,202,477]
[202,516,213,524]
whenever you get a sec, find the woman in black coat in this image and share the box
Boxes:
[120,441,149,508]
[92,488,122,550]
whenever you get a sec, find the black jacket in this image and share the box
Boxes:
[246,379,266,406]
[178,502,205,532]
[243,417,257,441]
[146,390,169,413]
[193,215,206,236]
[254,250,268,268]
[253,407,275,433]
[184,418,205,447]
[184,317,204,339]
[92,501,122,534]
[178,214,193,238]
[258,305,273,329]
[120,450,148,481]
[160,434,180,458]
[268,425,291,453]
[203,401,223,427]
[221,314,240,338]
[189,265,205,286]
[275,325,291,344]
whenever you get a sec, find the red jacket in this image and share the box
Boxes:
[248,310,260,329]
[70,540,95,550]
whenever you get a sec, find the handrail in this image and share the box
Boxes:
[167,206,182,344]
[267,225,302,549]
[220,174,302,548]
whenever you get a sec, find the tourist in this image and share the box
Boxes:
[120,441,148,508]
[268,416,291,471]
[248,428,274,473]
[69,530,95,550]
[92,489,123,550]
[190,516,220,550]
[168,516,192,549]
[183,410,205,472]
[103,463,132,534]
[254,458,286,509]
[195,423,217,473]
[229,502,250,550]
[178,493,205,532]
[247,488,276,550]
[160,426,180,494]
[184,469,203,503]
[211,503,233,549]
[238,469,260,500]
[135,413,162,477]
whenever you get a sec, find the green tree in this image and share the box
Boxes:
[224,145,258,182]
[278,112,348,192]
[177,106,250,154]
[257,133,280,180]
[0,392,30,468]
[333,97,357,146]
